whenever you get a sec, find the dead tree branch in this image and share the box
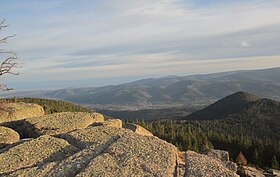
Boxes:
[0,19,19,91]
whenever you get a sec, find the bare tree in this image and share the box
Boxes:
[0,19,19,111]
[0,19,19,91]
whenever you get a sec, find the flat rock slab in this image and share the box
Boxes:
[23,112,95,137]
[0,135,78,175]
[185,151,239,177]
[0,103,44,123]
[0,126,20,148]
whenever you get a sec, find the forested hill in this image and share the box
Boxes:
[185,91,280,120]
[185,91,280,140]
[0,97,90,114]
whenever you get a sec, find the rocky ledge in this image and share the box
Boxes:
[0,102,261,176]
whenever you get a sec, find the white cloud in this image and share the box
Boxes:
[240,40,251,48]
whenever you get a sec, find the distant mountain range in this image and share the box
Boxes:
[1,67,280,105]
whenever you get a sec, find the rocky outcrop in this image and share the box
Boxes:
[0,126,20,148]
[0,107,242,176]
[185,151,239,177]
[0,103,44,123]
[3,126,178,176]
[22,112,95,137]
[123,123,153,136]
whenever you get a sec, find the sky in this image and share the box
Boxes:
[0,0,280,90]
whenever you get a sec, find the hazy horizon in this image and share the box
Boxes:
[3,66,279,91]
[1,0,280,90]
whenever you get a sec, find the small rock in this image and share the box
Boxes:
[225,161,238,173]
[239,166,265,177]
[93,119,122,128]
[123,123,153,136]
[203,149,229,161]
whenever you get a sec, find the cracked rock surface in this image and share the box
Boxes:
[1,126,177,177]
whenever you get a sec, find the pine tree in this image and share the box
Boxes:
[235,151,248,166]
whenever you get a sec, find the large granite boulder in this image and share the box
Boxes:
[123,123,153,136]
[0,103,44,123]
[61,125,177,176]
[0,135,77,174]
[0,126,20,148]
[185,151,239,177]
[22,112,95,137]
